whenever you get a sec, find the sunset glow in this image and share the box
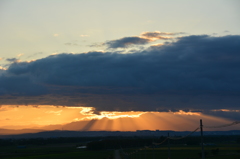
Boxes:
[0,105,239,133]
[1,0,240,136]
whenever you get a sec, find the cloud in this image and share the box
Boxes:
[80,35,89,37]
[105,36,151,48]
[0,34,240,112]
[140,31,182,38]
[203,109,240,121]
[5,56,22,64]
[0,74,47,95]
[17,54,24,57]
[6,58,18,62]
[64,40,80,46]
[104,31,177,49]
[45,110,62,115]
[0,66,7,71]
[88,42,104,48]
[64,42,79,46]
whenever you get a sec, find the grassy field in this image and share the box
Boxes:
[1,143,240,159]
[0,144,113,159]
[121,144,240,159]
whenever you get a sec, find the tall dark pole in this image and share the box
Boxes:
[168,132,171,159]
[200,119,205,159]
[145,145,146,159]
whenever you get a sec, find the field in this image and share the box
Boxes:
[1,144,240,159]
[1,135,240,159]
[121,144,240,159]
[0,144,113,159]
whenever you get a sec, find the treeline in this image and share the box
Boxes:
[0,137,102,146]
[1,135,239,149]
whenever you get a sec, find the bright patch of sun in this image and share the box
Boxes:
[173,110,201,116]
[82,111,146,120]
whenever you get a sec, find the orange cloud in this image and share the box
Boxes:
[173,110,201,116]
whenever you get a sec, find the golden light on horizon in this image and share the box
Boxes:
[0,105,239,133]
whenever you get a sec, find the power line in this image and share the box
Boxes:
[119,120,240,158]
[168,127,199,140]
[204,121,240,128]
[152,137,168,145]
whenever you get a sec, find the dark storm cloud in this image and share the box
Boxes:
[0,74,47,95]
[0,34,240,112]
[203,110,240,121]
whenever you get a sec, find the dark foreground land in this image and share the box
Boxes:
[0,135,240,159]
[122,145,240,159]
[0,144,113,159]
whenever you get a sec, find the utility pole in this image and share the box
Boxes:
[200,119,205,159]
[145,145,146,159]
[168,132,171,159]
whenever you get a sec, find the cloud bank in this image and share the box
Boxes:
[0,34,240,112]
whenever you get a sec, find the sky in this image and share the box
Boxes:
[0,0,240,133]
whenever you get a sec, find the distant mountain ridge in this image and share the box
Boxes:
[1,129,240,139]
[0,128,45,135]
